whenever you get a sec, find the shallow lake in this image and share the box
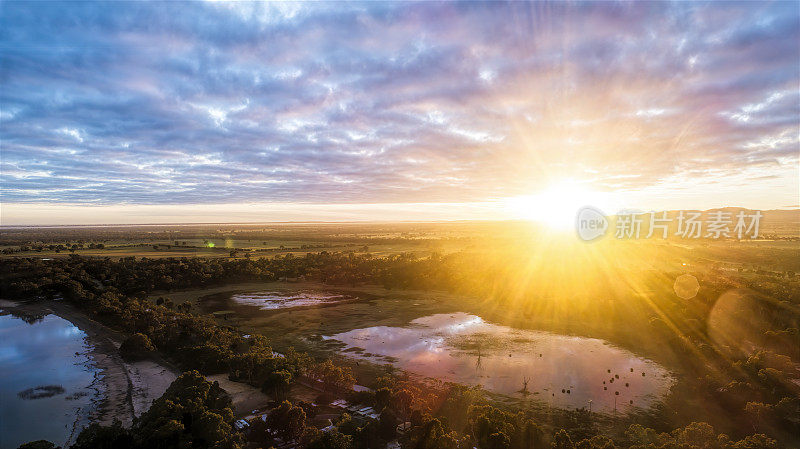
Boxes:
[326,312,673,413]
[231,290,354,310]
[0,309,100,449]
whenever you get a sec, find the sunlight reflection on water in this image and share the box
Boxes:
[0,311,99,449]
[327,312,673,413]
[231,290,351,310]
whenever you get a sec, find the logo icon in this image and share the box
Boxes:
[575,206,608,241]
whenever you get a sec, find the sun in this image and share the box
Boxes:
[506,181,603,230]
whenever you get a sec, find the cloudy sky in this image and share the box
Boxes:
[1,1,798,224]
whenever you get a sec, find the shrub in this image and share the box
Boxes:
[119,333,155,361]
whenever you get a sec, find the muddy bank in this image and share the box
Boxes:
[1,300,180,431]
[47,302,273,419]
[44,301,183,425]
[3,300,271,432]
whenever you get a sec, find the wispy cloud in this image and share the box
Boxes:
[1,1,797,208]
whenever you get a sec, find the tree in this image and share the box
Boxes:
[488,432,511,449]
[265,401,306,443]
[552,430,575,449]
[576,435,616,449]
[671,422,716,448]
[353,420,382,449]
[335,413,360,436]
[309,359,355,392]
[728,434,779,449]
[375,387,391,411]
[262,369,293,401]
[409,418,463,449]
[521,420,545,449]
[391,388,415,420]
[135,371,239,449]
[70,422,135,449]
[744,402,771,431]
[625,424,659,447]
[17,441,59,449]
[119,333,155,361]
[307,430,353,449]
[378,409,398,440]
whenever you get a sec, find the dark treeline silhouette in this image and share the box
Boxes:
[0,222,484,246]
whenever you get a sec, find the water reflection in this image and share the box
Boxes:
[232,290,352,310]
[327,313,673,413]
[0,311,99,449]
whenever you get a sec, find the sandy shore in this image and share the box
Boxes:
[40,301,181,427]
[46,303,271,420]
[0,299,179,431]
[2,299,271,433]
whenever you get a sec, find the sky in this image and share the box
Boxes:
[1,1,798,225]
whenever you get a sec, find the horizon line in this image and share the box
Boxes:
[2,207,797,229]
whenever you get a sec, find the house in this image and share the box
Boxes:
[331,399,349,408]
[234,419,249,431]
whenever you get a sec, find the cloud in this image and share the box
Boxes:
[0,1,797,207]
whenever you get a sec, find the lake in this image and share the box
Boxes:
[325,312,673,413]
[0,308,100,449]
[231,290,353,310]
[203,288,674,413]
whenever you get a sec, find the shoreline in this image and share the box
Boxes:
[1,299,272,439]
[1,299,180,430]
[44,301,183,426]
[161,280,686,370]
[47,302,273,419]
